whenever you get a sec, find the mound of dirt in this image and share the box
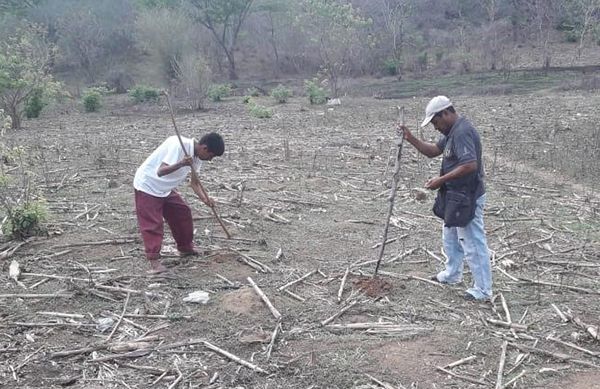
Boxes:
[353,276,393,298]
[220,287,263,315]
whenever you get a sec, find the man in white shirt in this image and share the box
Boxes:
[133,132,225,273]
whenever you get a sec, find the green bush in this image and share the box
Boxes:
[83,90,102,112]
[25,89,46,119]
[304,79,327,105]
[382,58,400,76]
[417,52,428,69]
[129,85,160,103]
[565,30,578,43]
[271,84,292,104]
[2,200,47,239]
[207,84,231,102]
[247,100,272,118]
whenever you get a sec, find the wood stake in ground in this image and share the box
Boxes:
[374,106,405,277]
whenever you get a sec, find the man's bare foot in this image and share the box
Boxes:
[148,259,168,273]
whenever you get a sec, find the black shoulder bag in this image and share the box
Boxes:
[432,177,478,227]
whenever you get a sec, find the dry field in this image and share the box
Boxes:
[0,89,599,388]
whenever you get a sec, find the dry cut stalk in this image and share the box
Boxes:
[495,340,508,389]
[338,267,349,303]
[320,300,358,326]
[435,366,486,385]
[364,373,397,389]
[266,322,281,361]
[501,370,526,389]
[519,276,600,295]
[508,342,599,368]
[486,318,528,331]
[547,336,600,357]
[106,292,130,342]
[278,269,316,291]
[231,249,273,273]
[564,310,599,340]
[247,277,281,320]
[551,303,569,322]
[283,289,305,302]
[167,364,183,389]
[443,355,477,369]
[203,341,268,374]
[0,293,72,299]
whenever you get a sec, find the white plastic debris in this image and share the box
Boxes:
[326,98,341,106]
[183,291,210,304]
[96,317,114,332]
[9,260,20,281]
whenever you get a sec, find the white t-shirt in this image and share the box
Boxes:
[133,136,202,197]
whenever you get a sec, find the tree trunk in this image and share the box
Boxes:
[268,12,280,72]
[225,49,238,80]
[9,108,20,130]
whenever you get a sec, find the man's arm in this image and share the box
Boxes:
[157,156,193,177]
[400,126,442,158]
[425,161,477,190]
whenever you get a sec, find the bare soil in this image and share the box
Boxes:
[0,90,599,388]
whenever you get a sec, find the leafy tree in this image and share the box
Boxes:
[566,0,600,58]
[381,0,413,68]
[0,24,61,129]
[188,0,254,80]
[135,0,180,8]
[0,0,43,16]
[135,7,197,82]
[28,0,137,83]
[253,0,291,70]
[296,0,371,97]
[173,54,212,110]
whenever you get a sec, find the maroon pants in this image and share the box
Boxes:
[135,189,194,260]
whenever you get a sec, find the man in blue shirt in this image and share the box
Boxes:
[400,96,492,301]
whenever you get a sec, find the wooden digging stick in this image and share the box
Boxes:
[374,106,405,277]
[163,92,231,239]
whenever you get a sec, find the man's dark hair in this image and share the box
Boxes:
[199,132,225,156]
[434,106,456,118]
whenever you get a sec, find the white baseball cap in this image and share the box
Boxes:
[421,95,453,127]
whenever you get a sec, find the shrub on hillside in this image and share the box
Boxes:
[247,99,272,118]
[25,88,46,119]
[129,85,160,103]
[207,84,231,102]
[271,84,291,103]
[2,200,47,239]
[304,79,327,105]
[82,89,102,112]
[382,58,400,76]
